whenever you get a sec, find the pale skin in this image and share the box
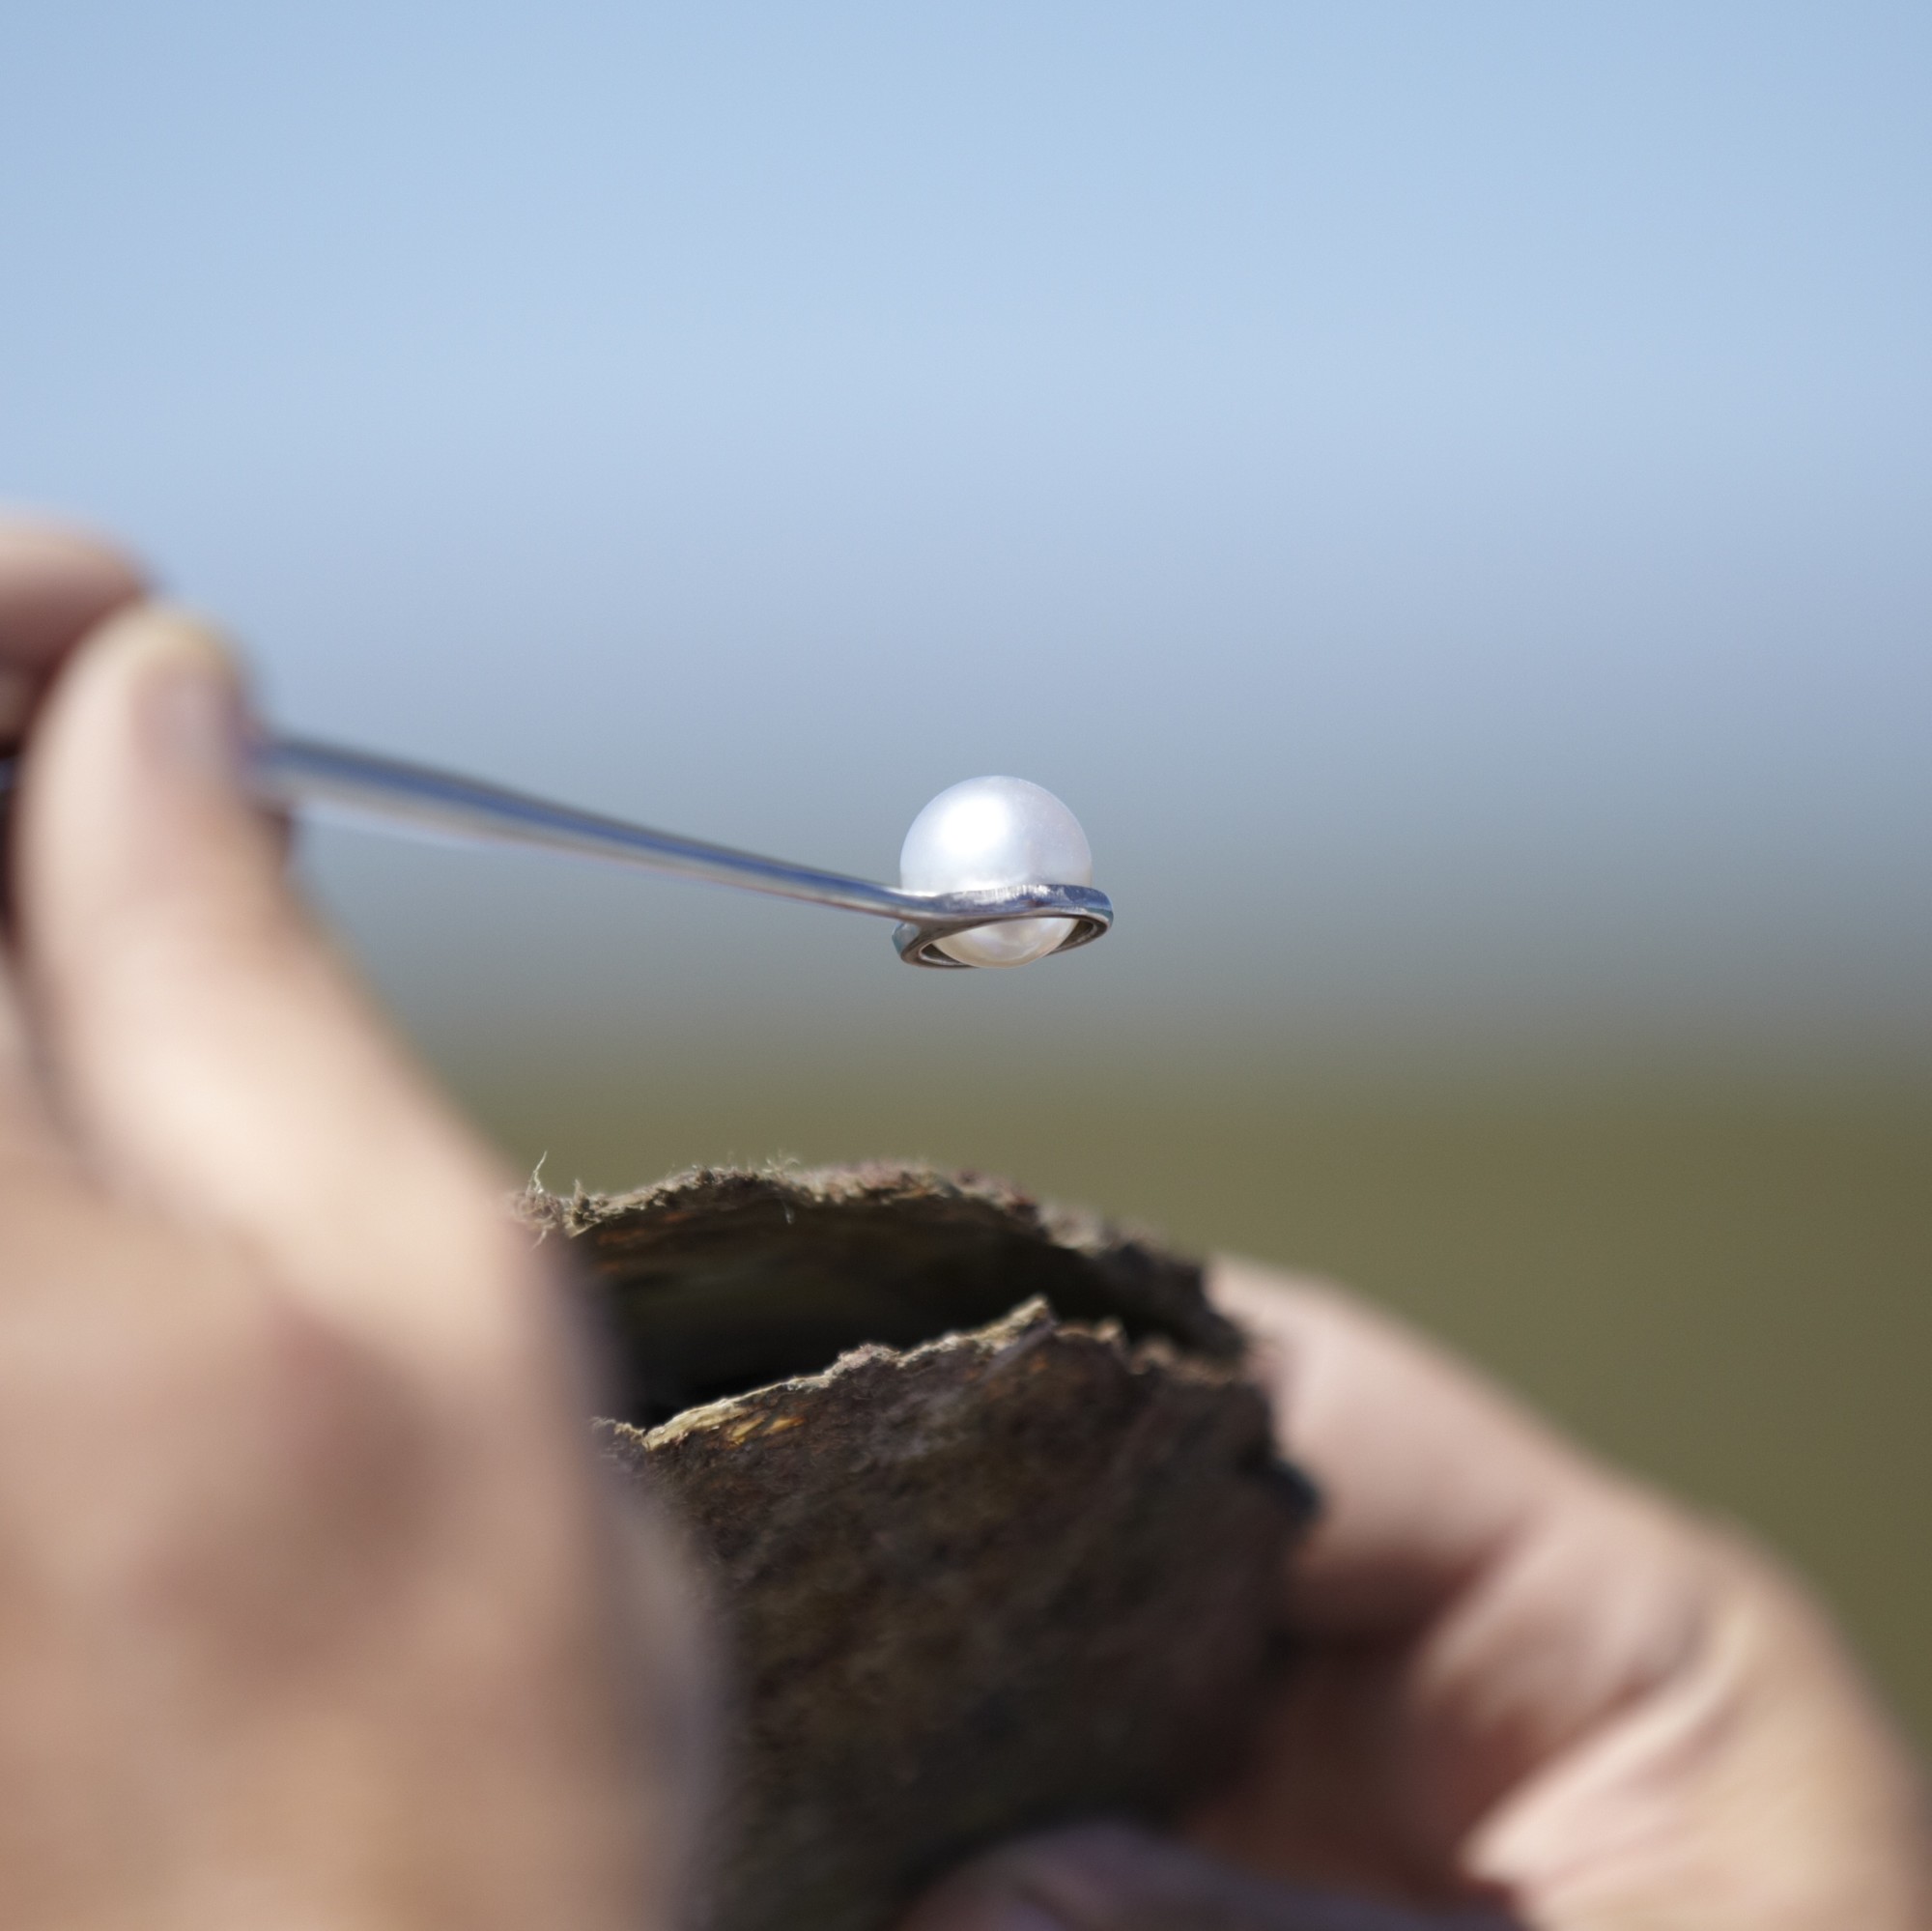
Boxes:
[904,1268,1932,1929]
[0,518,705,1930]
[0,512,1926,1930]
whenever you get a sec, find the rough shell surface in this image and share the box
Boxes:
[521,1165,1313,1931]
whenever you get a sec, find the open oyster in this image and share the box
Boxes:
[519,1165,1313,1931]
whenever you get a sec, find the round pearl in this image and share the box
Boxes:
[899,776,1094,968]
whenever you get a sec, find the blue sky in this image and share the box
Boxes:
[4,3,1927,1067]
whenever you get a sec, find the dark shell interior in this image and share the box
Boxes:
[532,1163,1248,1428]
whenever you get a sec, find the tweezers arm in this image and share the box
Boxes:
[256,736,917,919]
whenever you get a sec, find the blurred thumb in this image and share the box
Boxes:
[899,1825,1517,1931]
[15,602,526,1362]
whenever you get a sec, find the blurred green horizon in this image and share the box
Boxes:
[436,1037,1932,1748]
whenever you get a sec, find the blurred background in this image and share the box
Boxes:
[5,3,1928,1736]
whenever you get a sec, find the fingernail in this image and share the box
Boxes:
[138,617,246,792]
[155,664,242,788]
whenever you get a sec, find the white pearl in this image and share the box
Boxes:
[899,776,1094,968]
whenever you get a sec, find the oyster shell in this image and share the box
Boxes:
[521,1164,1313,1931]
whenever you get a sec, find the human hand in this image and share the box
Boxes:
[0,518,702,1930]
[904,1261,1932,1929]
